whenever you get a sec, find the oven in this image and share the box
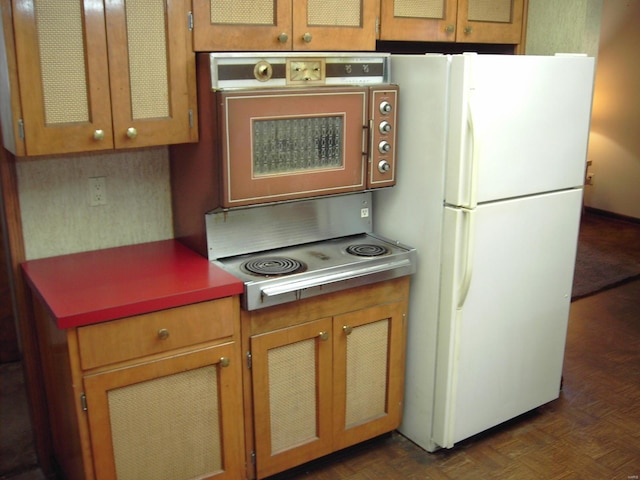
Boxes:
[205,52,398,209]
[206,192,416,310]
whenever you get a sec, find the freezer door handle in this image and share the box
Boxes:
[457,207,476,309]
[465,96,479,209]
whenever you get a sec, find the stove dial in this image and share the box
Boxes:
[378,140,391,154]
[378,160,391,173]
[379,121,392,134]
[379,101,393,115]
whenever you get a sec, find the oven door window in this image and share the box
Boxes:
[252,115,344,175]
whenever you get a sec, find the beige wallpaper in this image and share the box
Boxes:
[525,0,603,57]
[17,147,173,260]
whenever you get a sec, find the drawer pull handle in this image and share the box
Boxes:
[220,357,230,367]
[319,331,329,341]
[343,325,353,335]
[157,328,170,340]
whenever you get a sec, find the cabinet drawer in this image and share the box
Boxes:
[77,298,236,370]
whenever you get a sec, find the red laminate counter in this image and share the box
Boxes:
[21,240,244,329]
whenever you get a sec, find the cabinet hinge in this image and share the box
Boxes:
[17,119,24,140]
[251,451,256,465]
[187,11,194,31]
[80,393,88,412]
[188,109,194,129]
[375,16,380,36]
[246,351,252,369]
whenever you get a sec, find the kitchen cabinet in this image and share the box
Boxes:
[242,277,409,479]
[191,0,379,51]
[0,0,197,157]
[380,0,525,44]
[33,296,245,480]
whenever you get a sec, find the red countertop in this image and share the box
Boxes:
[22,240,244,329]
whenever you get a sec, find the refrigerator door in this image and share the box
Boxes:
[445,54,595,208]
[433,188,582,448]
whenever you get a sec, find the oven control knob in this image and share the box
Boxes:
[379,121,392,134]
[379,101,393,115]
[378,140,391,154]
[378,160,391,174]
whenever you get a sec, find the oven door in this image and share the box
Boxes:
[218,87,368,208]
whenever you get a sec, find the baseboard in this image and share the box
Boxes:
[584,207,640,225]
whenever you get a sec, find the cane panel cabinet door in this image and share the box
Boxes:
[0,0,197,156]
[332,300,407,450]
[380,0,525,44]
[83,345,244,480]
[250,318,334,479]
[192,0,379,51]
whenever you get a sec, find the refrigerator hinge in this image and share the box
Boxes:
[187,11,194,31]
[246,351,252,369]
[17,119,24,140]
[80,393,88,412]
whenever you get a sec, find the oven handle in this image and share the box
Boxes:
[260,258,413,298]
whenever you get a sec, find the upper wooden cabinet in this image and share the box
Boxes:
[380,0,525,44]
[192,0,379,51]
[0,0,198,157]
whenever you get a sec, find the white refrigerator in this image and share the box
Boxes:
[373,53,595,451]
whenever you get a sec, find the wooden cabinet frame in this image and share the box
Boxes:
[1,0,197,156]
[241,277,410,479]
[191,0,379,52]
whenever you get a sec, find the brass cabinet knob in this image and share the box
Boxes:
[319,331,329,341]
[278,32,289,43]
[220,357,230,367]
[464,26,473,35]
[302,32,312,43]
[343,325,353,335]
[93,129,105,140]
[445,24,454,33]
[158,328,170,340]
[126,127,137,139]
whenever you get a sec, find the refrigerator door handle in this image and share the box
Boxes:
[457,207,476,309]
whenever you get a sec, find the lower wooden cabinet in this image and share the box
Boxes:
[34,296,245,480]
[242,277,410,479]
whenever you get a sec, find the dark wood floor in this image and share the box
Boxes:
[267,279,640,480]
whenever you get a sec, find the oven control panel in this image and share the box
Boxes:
[208,52,390,89]
[368,85,398,189]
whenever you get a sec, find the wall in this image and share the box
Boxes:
[583,0,640,219]
[16,147,173,260]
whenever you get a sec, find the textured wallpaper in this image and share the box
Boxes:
[16,147,173,260]
[525,0,603,57]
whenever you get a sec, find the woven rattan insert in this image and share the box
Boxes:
[108,366,222,480]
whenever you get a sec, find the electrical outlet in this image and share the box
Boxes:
[89,176,107,206]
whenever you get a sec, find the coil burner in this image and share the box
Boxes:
[346,244,390,257]
[241,257,307,277]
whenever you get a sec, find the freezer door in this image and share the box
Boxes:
[433,188,582,448]
[445,54,595,207]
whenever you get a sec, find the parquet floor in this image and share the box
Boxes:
[267,278,640,480]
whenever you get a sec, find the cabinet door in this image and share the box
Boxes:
[12,0,114,155]
[379,0,458,42]
[251,318,333,479]
[192,0,292,51]
[292,0,378,51]
[83,344,244,480]
[332,301,407,450]
[104,0,197,148]
[456,0,524,44]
